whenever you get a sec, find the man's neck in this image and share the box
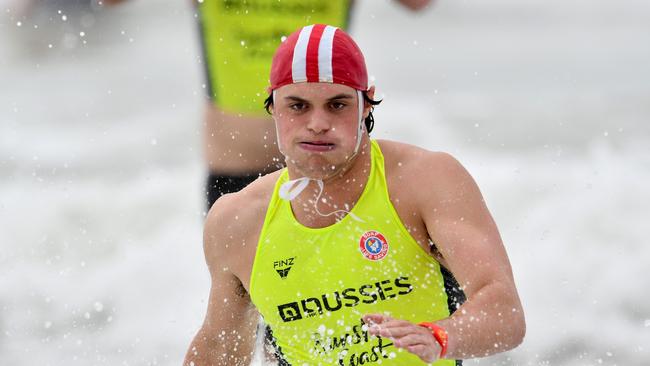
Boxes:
[287,142,372,228]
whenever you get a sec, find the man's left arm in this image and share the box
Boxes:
[365,152,525,362]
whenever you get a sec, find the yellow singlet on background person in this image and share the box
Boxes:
[196,0,352,115]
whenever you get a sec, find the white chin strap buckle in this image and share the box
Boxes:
[278,177,310,201]
[278,177,364,222]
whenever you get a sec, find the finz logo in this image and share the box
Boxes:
[359,231,389,261]
[273,256,295,279]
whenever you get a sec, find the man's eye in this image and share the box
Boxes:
[330,102,346,110]
[290,103,306,111]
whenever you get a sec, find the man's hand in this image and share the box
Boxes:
[362,313,441,363]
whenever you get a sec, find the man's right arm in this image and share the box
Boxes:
[183,197,258,366]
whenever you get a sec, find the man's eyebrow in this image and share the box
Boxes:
[328,94,354,101]
[284,96,308,102]
[283,93,355,103]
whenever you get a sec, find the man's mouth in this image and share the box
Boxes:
[299,141,335,151]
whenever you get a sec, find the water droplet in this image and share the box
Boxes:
[94,302,104,312]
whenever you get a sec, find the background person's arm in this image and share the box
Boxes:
[183,201,259,366]
[394,0,432,11]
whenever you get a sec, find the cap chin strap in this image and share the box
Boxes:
[352,89,365,157]
[272,90,285,156]
[279,177,364,222]
[277,89,366,222]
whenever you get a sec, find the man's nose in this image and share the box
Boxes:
[306,108,331,134]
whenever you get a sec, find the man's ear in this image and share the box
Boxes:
[366,85,376,101]
[363,86,376,117]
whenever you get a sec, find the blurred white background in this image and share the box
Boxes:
[1,0,649,365]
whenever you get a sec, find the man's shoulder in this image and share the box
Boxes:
[376,139,462,175]
[375,139,473,207]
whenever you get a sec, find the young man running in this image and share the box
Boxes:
[185,24,525,365]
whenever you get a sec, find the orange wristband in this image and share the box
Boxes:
[418,322,448,358]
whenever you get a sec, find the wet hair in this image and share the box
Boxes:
[263,91,382,134]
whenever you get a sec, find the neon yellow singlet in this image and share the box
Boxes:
[197,0,351,115]
[250,141,459,365]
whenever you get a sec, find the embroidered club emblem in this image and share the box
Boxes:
[359,231,389,261]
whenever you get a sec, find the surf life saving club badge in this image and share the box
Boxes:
[359,230,389,261]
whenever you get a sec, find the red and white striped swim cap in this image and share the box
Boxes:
[269,24,368,92]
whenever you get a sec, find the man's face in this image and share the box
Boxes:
[272,82,370,179]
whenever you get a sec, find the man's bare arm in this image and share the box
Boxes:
[183,197,258,366]
[421,152,525,358]
[366,152,524,362]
